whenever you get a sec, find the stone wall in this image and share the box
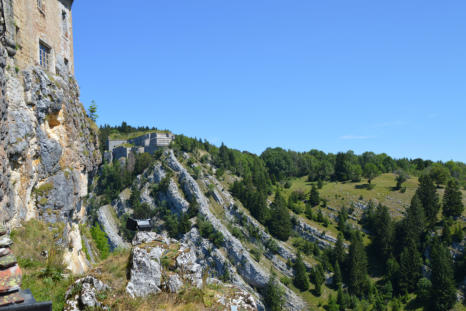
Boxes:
[9,0,74,74]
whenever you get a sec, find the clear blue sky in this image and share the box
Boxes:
[72,1,466,162]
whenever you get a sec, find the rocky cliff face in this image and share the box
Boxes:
[0,1,101,273]
[0,43,100,227]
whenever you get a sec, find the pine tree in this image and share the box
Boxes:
[429,241,456,311]
[398,238,422,294]
[311,264,325,296]
[267,190,292,241]
[263,273,285,311]
[347,232,368,297]
[333,233,346,267]
[441,221,452,245]
[337,286,347,311]
[373,204,393,261]
[88,100,98,122]
[309,184,320,206]
[442,179,464,218]
[333,261,342,288]
[416,175,440,228]
[293,253,310,291]
[402,194,426,248]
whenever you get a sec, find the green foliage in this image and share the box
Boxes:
[372,204,394,262]
[363,163,381,185]
[197,216,224,247]
[416,174,440,228]
[88,100,98,122]
[394,170,408,190]
[91,224,110,260]
[347,232,368,297]
[429,164,450,187]
[249,248,262,262]
[33,182,54,197]
[429,241,456,311]
[416,277,432,306]
[398,238,422,294]
[265,238,279,254]
[442,179,464,218]
[262,273,285,311]
[309,184,320,206]
[293,253,309,291]
[267,190,292,241]
[310,264,325,296]
[292,237,315,256]
[429,240,457,311]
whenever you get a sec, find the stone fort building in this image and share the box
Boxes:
[3,0,74,74]
[106,132,175,162]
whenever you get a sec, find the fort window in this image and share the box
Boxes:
[39,42,51,70]
[37,0,45,13]
[62,11,68,36]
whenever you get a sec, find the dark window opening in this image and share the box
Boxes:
[39,42,51,70]
[37,0,44,12]
[62,11,68,35]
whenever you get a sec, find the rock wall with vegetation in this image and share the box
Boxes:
[0,12,101,228]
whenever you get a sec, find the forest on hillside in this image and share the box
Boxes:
[96,123,465,311]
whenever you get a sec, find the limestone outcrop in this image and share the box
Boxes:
[0,1,101,228]
[64,276,110,311]
[126,231,258,311]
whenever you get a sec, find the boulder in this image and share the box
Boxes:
[64,276,109,311]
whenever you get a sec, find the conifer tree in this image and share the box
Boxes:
[373,204,393,261]
[293,253,310,291]
[333,261,342,288]
[442,179,464,218]
[337,286,347,311]
[333,233,346,267]
[398,238,422,294]
[263,273,285,311]
[429,241,456,311]
[416,175,440,228]
[309,184,320,206]
[311,264,325,296]
[347,232,368,297]
[267,190,292,241]
[402,194,426,248]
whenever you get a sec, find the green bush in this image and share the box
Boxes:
[91,224,110,260]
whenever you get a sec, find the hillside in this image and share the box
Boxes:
[5,126,466,311]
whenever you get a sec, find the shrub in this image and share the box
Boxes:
[198,216,224,247]
[91,224,110,260]
[249,248,262,262]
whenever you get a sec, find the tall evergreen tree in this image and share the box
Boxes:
[373,204,393,261]
[398,238,422,294]
[311,264,325,296]
[263,273,285,311]
[416,175,440,228]
[333,261,343,288]
[333,233,346,267]
[309,184,320,206]
[429,241,457,311]
[267,190,292,241]
[402,194,426,248]
[347,232,368,297]
[337,286,348,311]
[293,253,310,291]
[442,179,464,218]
